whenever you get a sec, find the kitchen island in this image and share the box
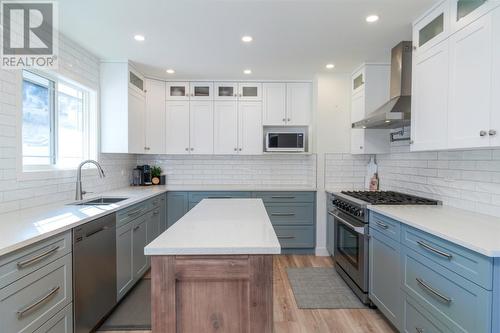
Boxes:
[144,198,281,333]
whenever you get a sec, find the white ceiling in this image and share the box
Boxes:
[59,0,437,80]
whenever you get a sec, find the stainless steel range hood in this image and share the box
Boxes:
[352,41,413,129]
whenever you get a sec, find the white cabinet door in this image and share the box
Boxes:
[262,83,286,125]
[238,82,262,101]
[351,91,365,123]
[145,79,166,154]
[411,40,450,151]
[491,7,500,147]
[166,82,190,101]
[214,101,239,154]
[238,102,263,155]
[189,82,213,100]
[165,101,190,154]
[351,129,365,154]
[214,82,238,101]
[190,101,214,154]
[448,14,492,149]
[413,1,450,55]
[128,88,146,153]
[450,0,499,33]
[286,83,311,126]
[351,68,365,95]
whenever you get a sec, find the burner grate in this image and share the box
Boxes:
[340,191,439,205]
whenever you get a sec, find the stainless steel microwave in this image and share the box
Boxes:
[265,132,305,152]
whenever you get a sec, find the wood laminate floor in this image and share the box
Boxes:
[97,255,396,333]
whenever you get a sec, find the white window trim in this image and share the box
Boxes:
[16,69,99,180]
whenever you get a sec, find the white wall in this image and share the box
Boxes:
[0,35,136,214]
[313,73,352,255]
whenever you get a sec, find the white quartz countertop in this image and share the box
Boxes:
[144,199,281,255]
[369,205,500,257]
[0,186,168,257]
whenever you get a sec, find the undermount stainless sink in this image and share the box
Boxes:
[71,197,129,206]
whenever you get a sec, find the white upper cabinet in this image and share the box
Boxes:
[101,61,147,154]
[238,102,263,155]
[166,82,190,100]
[448,13,492,149]
[165,101,190,154]
[189,101,214,154]
[189,82,213,100]
[413,1,450,55]
[214,101,239,154]
[411,40,450,151]
[238,82,262,101]
[262,82,312,126]
[263,83,287,125]
[411,2,500,151]
[450,0,499,32]
[214,82,238,101]
[286,83,311,126]
[351,91,365,123]
[144,79,166,154]
[351,68,365,95]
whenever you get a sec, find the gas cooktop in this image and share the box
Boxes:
[340,191,440,205]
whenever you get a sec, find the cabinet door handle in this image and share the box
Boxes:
[489,129,497,136]
[153,211,160,216]
[480,130,488,137]
[133,225,140,231]
[234,148,238,151]
[416,277,452,304]
[416,240,452,260]
[238,148,242,151]
[17,246,60,269]
[287,118,291,122]
[185,148,189,151]
[282,118,286,122]
[207,196,232,199]
[271,213,295,217]
[415,328,424,333]
[17,286,60,319]
[278,236,296,240]
[375,221,389,229]
[271,196,295,199]
[190,148,194,151]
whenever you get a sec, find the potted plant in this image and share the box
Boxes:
[151,166,162,185]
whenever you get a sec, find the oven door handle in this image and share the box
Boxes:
[328,211,366,235]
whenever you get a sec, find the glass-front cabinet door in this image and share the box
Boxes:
[238,83,262,101]
[214,82,238,100]
[166,82,190,100]
[413,1,450,54]
[189,82,213,100]
[451,0,498,32]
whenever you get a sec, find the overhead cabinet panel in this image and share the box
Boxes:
[145,79,166,154]
[286,83,311,126]
[165,101,191,154]
[214,82,238,101]
[189,82,213,100]
[413,1,450,54]
[238,102,263,155]
[214,101,239,154]
[238,82,262,101]
[263,83,287,125]
[166,82,190,100]
[190,101,214,154]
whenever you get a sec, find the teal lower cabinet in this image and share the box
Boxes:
[166,191,317,254]
[369,228,401,330]
[369,211,497,333]
[166,192,189,228]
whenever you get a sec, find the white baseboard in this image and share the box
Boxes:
[315,247,330,256]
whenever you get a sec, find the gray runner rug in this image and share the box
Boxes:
[286,267,367,309]
[98,279,151,331]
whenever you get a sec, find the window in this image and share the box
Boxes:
[22,70,97,169]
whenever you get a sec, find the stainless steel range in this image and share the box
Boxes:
[329,191,440,304]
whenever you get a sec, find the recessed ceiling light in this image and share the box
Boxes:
[241,36,253,43]
[362,126,367,129]
[134,34,145,41]
[385,120,391,123]
[366,15,379,23]
[166,69,175,74]
[243,69,252,75]
[326,64,335,69]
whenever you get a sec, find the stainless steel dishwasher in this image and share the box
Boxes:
[73,213,117,333]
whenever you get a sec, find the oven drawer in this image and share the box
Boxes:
[369,212,401,242]
[402,247,492,333]
[0,231,72,289]
[265,203,314,226]
[402,225,493,289]
[403,293,451,333]
[253,192,315,204]
[274,226,315,248]
[0,254,72,333]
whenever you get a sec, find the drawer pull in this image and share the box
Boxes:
[207,196,232,199]
[416,328,424,333]
[133,226,140,231]
[417,241,453,260]
[17,286,60,319]
[375,221,389,229]
[271,196,295,199]
[17,246,60,269]
[278,236,296,240]
[416,278,452,304]
[271,213,296,217]
[153,211,160,216]
[127,209,143,217]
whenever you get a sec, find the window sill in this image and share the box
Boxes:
[18,165,98,181]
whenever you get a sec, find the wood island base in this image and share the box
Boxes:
[151,255,273,333]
